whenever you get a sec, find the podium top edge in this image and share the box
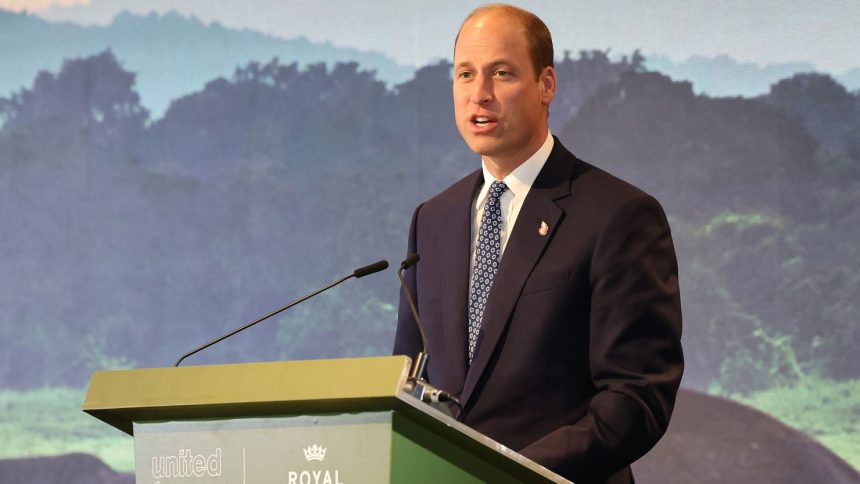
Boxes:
[83,355,412,413]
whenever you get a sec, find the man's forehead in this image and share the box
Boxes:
[454,14,528,60]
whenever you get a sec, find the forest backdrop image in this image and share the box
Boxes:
[1,1,859,482]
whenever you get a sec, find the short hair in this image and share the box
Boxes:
[454,3,554,80]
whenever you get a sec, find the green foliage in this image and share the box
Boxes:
[0,50,858,407]
[702,212,781,237]
[0,387,132,472]
[673,207,860,394]
[1,50,148,157]
[0,40,857,480]
[766,73,860,178]
[738,377,860,471]
[563,70,819,205]
[711,327,806,395]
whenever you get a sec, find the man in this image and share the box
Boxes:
[393,4,683,483]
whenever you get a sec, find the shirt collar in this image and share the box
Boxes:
[478,130,554,202]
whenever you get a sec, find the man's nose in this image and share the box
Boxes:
[470,75,494,104]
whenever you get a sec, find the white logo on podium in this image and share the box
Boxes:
[303,444,327,462]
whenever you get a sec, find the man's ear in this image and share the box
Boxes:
[539,66,557,105]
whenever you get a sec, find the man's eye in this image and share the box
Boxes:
[495,70,510,77]
[458,71,473,79]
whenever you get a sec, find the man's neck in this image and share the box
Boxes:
[482,157,520,180]
[482,130,551,180]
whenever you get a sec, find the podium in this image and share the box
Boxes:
[83,355,568,483]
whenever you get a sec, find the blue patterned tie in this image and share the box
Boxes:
[468,180,508,364]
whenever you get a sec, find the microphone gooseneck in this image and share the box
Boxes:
[174,259,389,366]
[397,253,463,416]
[398,253,427,360]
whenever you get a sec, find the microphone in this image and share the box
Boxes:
[355,260,390,278]
[174,259,389,366]
[397,253,462,414]
[400,253,420,271]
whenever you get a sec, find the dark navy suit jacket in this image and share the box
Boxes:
[393,138,683,484]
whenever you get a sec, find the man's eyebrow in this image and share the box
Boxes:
[487,59,514,69]
[454,59,515,70]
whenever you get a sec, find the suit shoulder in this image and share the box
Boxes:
[549,139,659,210]
[570,156,664,212]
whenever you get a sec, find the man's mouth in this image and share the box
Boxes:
[471,115,497,128]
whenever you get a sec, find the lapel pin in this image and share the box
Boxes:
[538,221,549,236]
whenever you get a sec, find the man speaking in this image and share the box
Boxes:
[393,4,684,483]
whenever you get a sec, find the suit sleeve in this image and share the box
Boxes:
[392,203,424,357]
[518,194,684,482]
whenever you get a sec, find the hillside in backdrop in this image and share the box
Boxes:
[0,8,414,117]
[1,47,858,394]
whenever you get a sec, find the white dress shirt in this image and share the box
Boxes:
[470,131,554,278]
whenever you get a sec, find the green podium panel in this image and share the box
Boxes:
[135,414,391,483]
[84,356,569,483]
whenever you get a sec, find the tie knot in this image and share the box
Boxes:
[488,180,508,200]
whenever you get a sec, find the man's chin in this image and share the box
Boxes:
[463,137,503,157]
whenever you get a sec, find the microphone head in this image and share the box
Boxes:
[354,260,389,278]
[400,253,420,270]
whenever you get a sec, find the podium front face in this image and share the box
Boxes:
[85,357,567,483]
[134,411,524,484]
[136,414,390,484]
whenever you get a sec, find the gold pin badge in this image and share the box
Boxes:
[538,221,549,236]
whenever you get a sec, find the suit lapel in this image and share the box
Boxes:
[460,141,574,408]
[438,170,483,395]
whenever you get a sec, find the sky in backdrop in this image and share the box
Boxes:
[3,0,859,75]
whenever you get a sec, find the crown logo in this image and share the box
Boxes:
[303,444,326,462]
